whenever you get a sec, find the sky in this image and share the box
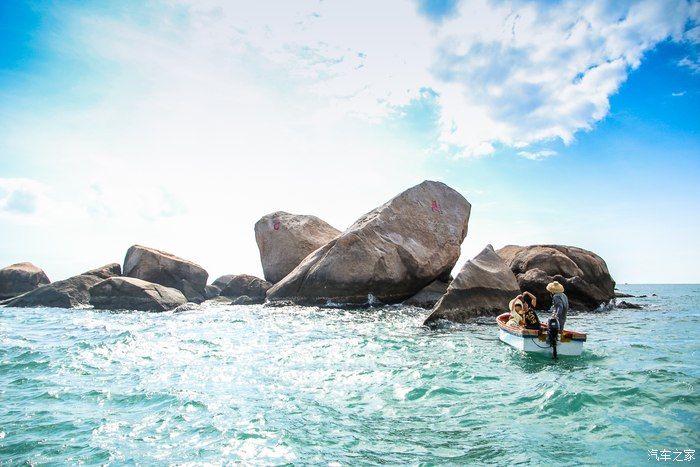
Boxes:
[0,0,699,284]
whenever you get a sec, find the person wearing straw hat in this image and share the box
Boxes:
[546,281,569,331]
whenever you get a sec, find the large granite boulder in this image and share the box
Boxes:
[219,274,271,304]
[3,274,103,308]
[123,245,208,302]
[402,279,451,309]
[267,181,471,306]
[424,245,520,324]
[89,277,187,312]
[82,263,121,279]
[0,262,50,299]
[255,212,341,283]
[496,244,615,310]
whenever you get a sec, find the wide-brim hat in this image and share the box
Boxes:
[546,281,565,294]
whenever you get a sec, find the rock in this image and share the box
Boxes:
[231,295,260,305]
[204,284,221,300]
[616,300,642,309]
[267,181,471,306]
[89,277,187,312]
[123,245,208,302]
[615,292,635,298]
[424,245,520,324]
[496,244,615,311]
[402,279,450,309]
[255,212,341,283]
[212,275,237,290]
[3,274,103,308]
[219,274,271,301]
[82,263,121,279]
[172,302,201,313]
[0,262,50,299]
[203,296,234,305]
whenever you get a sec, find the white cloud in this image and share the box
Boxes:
[145,0,699,157]
[672,91,687,97]
[0,178,48,220]
[678,56,700,73]
[517,149,557,160]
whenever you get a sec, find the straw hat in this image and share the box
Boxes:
[546,281,565,294]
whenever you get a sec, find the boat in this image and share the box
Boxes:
[496,313,587,357]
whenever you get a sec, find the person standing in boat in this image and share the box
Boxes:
[546,281,569,331]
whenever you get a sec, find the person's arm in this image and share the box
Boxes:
[523,291,537,308]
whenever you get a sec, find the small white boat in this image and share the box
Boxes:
[496,313,587,357]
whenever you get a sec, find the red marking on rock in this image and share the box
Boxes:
[431,200,441,213]
[273,221,281,231]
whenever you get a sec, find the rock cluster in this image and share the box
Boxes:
[267,181,471,305]
[1,180,619,319]
[496,245,615,310]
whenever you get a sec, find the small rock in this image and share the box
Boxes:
[172,302,201,313]
[231,295,263,305]
[616,300,643,309]
[219,274,271,301]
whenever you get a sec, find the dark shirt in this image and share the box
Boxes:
[523,309,540,329]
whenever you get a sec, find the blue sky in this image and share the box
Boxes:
[1,0,699,283]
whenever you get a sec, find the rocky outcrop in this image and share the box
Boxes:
[616,300,642,309]
[255,212,341,283]
[123,245,208,302]
[402,279,450,309]
[89,277,187,312]
[496,244,615,310]
[0,262,50,299]
[172,302,201,313]
[3,274,103,308]
[212,275,237,290]
[267,181,471,306]
[81,263,121,279]
[204,284,221,300]
[219,274,271,304]
[424,245,520,324]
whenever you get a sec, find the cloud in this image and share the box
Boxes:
[517,149,557,161]
[672,91,687,97]
[141,0,698,157]
[678,56,700,73]
[0,178,46,218]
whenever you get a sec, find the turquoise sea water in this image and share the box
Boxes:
[0,284,698,465]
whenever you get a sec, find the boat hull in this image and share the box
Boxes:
[496,312,586,356]
[498,329,584,356]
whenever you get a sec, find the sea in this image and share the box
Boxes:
[0,284,698,465]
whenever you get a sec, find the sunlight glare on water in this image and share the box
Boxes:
[0,285,698,465]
